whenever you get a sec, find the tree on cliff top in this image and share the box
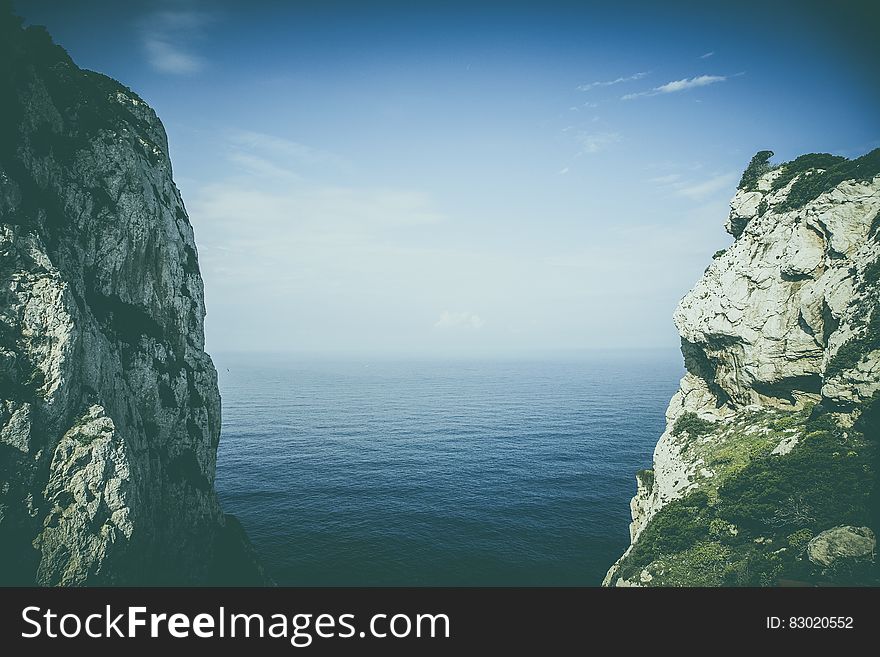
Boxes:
[738,150,775,191]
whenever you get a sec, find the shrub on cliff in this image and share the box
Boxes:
[618,491,713,578]
[826,306,880,377]
[617,400,877,586]
[738,150,774,191]
[769,153,847,193]
[777,148,880,211]
[717,414,874,535]
[671,411,715,438]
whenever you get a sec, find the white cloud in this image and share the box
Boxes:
[557,167,570,175]
[577,72,647,92]
[226,152,302,181]
[186,133,448,285]
[144,38,203,74]
[434,311,485,330]
[191,182,444,239]
[699,51,715,59]
[574,131,620,154]
[141,9,213,75]
[207,132,430,229]
[649,173,682,185]
[622,74,727,100]
[649,169,738,201]
[227,131,349,169]
[674,172,738,200]
[656,75,726,93]
[222,130,350,181]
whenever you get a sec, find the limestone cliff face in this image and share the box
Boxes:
[0,11,264,584]
[605,149,880,586]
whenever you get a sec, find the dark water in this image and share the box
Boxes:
[213,352,682,585]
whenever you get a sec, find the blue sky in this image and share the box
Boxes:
[16,1,880,356]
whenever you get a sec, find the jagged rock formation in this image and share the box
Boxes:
[605,148,880,586]
[0,9,265,584]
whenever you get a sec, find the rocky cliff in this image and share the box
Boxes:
[0,10,265,584]
[605,148,880,586]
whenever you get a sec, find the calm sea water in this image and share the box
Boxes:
[213,352,682,585]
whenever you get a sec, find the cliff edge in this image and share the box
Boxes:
[605,148,880,586]
[0,9,266,584]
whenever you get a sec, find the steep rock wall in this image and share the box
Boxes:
[0,10,264,585]
[605,149,880,586]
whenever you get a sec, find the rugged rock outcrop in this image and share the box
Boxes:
[605,148,880,586]
[0,9,265,584]
[806,526,875,569]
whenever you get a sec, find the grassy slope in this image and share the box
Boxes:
[616,398,878,586]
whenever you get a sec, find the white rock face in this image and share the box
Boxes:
[35,405,134,584]
[0,16,264,584]
[605,154,880,586]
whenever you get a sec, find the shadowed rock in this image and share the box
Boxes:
[0,5,267,585]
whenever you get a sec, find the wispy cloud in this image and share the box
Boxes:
[225,152,302,181]
[656,75,726,93]
[188,170,456,351]
[141,9,213,74]
[574,131,620,154]
[647,162,739,202]
[194,130,440,234]
[144,38,202,74]
[648,173,682,185]
[557,167,570,175]
[649,168,738,201]
[434,311,485,330]
[577,72,647,92]
[192,183,443,239]
[699,51,715,59]
[674,172,738,200]
[227,130,349,172]
[622,74,727,100]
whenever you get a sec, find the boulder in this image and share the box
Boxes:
[807,526,876,568]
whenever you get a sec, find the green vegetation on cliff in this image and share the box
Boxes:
[827,309,880,377]
[736,148,880,209]
[827,257,880,378]
[609,146,880,587]
[616,401,878,586]
[777,148,880,211]
[737,150,774,192]
[671,412,715,440]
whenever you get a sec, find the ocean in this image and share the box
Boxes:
[213,351,682,586]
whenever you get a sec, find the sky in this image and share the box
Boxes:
[14,0,880,357]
